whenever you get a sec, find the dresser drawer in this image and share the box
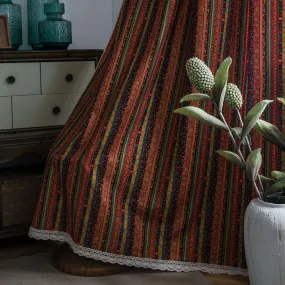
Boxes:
[0,97,12,130]
[12,93,82,129]
[41,61,95,94]
[0,63,41,96]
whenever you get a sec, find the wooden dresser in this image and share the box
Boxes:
[0,50,103,238]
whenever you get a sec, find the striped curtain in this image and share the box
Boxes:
[29,0,284,275]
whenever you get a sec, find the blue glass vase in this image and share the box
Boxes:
[39,1,72,50]
[0,0,22,50]
[27,0,56,50]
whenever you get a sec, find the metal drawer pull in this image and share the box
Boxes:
[53,106,61,115]
[6,76,16,84]
[65,74,73,82]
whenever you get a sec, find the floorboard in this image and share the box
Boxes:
[205,274,250,285]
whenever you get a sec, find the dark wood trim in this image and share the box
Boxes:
[0,49,104,63]
[0,126,62,147]
[0,127,62,167]
[0,225,29,239]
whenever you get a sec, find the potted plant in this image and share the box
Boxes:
[174,57,285,285]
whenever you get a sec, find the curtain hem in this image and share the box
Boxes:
[29,227,248,276]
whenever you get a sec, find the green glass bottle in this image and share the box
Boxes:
[28,0,56,50]
[39,1,72,50]
[0,0,22,50]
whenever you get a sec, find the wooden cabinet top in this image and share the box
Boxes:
[0,49,104,63]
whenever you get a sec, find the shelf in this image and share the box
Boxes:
[0,49,104,63]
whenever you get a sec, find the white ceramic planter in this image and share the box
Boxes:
[244,198,285,285]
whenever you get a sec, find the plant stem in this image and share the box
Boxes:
[253,181,261,200]
[218,110,262,200]
[236,110,265,197]
[219,112,245,162]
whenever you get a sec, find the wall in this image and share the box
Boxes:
[12,0,123,50]
[112,0,123,28]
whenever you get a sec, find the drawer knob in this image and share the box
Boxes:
[53,107,61,115]
[6,76,16,84]
[65,74,73,82]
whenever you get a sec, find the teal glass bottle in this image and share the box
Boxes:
[27,0,56,50]
[39,1,72,50]
[0,0,22,50]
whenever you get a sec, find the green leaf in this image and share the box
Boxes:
[218,84,227,113]
[241,100,274,144]
[266,192,282,203]
[174,106,227,131]
[276,196,285,204]
[277,97,285,106]
[180,93,212,103]
[254,119,285,152]
[268,177,285,194]
[259,175,275,184]
[216,150,244,168]
[213,57,232,112]
[231,127,242,139]
[246,148,262,182]
[271,171,285,180]
[231,127,251,146]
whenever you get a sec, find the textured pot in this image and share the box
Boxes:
[244,199,285,285]
[38,1,72,50]
[0,0,22,50]
[27,0,56,50]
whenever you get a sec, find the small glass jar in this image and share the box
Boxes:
[0,0,22,50]
[39,1,72,50]
[27,0,56,50]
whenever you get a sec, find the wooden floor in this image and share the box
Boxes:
[1,237,251,284]
[205,274,250,285]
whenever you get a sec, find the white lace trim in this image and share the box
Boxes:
[29,227,248,276]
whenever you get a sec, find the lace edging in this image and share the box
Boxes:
[29,227,248,276]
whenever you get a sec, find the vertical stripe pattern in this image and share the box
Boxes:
[29,0,285,274]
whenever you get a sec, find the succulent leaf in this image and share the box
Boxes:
[259,175,275,184]
[254,119,285,152]
[271,171,285,180]
[246,148,262,182]
[268,177,285,194]
[277,97,285,106]
[174,106,227,131]
[241,100,274,144]
[231,127,242,140]
[213,57,232,112]
[276,196,285,204]
[216,150,244,168]
[180,93,212,103]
